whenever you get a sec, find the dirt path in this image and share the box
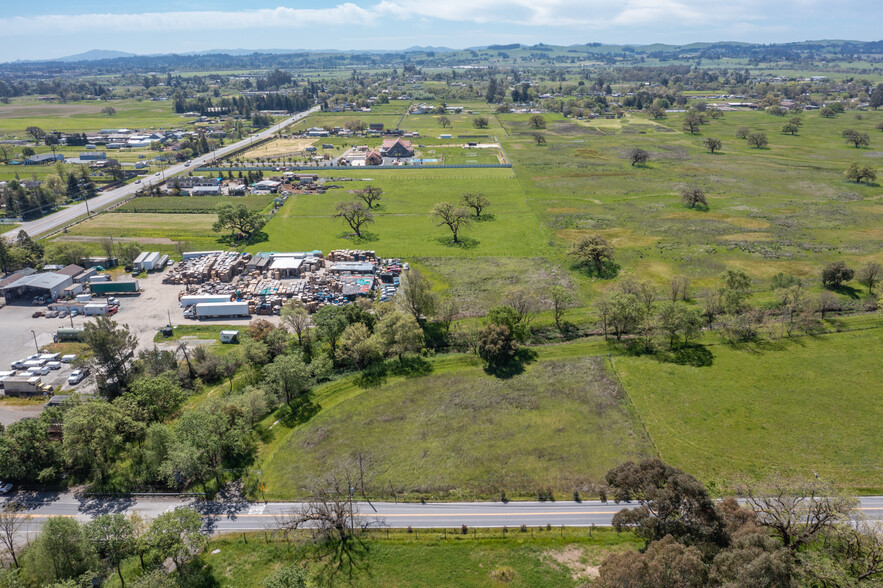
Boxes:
[53,235,176,244]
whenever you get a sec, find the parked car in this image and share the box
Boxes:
[27,366,51,376]
[70,309,79,317]
[135,179,141,184]
[10,360,25,370]
[0,482,12,494]
[68,369,89,385]
[60,354,77,363]
[58,311,68,318]
[107,297,120,306]
[46,361,62,370]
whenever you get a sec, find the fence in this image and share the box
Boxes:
[196,163,512,173]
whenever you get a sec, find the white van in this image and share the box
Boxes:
[27,366,51,376]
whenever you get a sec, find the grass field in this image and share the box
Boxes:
[0,98,185,136]
[615,322,883,492]
[103,528,639,588]
[116,195,274,214]
[260,355,652,500]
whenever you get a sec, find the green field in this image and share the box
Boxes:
[103,528,638,588]
[615,323,883,492]
[261,354,652,500]
[0,98,185,136]
[116,194,274,214]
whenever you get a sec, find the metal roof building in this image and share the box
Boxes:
[0,272,73,302]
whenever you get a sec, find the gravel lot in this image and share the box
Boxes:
[0,271,267,424]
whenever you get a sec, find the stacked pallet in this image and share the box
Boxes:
[163,252,245,285]
[326,249,377,263]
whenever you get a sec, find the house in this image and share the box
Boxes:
[379,138,414,158]
[305,127,330,137]
[79,152,106,160]
[368,123,384,132]
[365,150,383,166]
[25,153,65,165]
[170,176,220,190]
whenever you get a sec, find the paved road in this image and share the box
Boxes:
[3,105,320,242]
[5,493,883,532]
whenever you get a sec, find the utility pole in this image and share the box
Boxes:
[29,330,39,353]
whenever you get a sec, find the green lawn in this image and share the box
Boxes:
[260,355,653,500]
[615,322,883,492]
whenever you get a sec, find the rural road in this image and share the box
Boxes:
[4,493,883,533]
[3,105,320,242]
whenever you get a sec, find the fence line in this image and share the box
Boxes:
[196,163,512,173]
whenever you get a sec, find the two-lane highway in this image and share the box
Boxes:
[6,493,883,533]
[3,105,320,242]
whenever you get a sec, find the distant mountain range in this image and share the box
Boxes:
[50,46,460,62]
[54,49,138,62]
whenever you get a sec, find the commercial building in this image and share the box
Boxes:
[0,272,73,302]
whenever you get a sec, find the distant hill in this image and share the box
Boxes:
[55,49,137,62]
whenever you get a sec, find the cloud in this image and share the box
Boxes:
[0,3,402,35]
[0,0,874,38]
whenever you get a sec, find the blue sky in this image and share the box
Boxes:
[1,1,881,61]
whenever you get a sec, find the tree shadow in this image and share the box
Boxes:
[484,348,538,379]
[277,396,321,428]
[337,230,379,243]
[656,344,714,367]
[355,355,434,388]
[571,260,620,279]
[217,230,268,247]
[830,284,861,299]
[435,236,480,249]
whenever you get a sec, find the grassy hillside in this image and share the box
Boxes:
[615,321,883,492]
[260,354,652,500]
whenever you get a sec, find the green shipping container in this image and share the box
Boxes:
[90,280,139,294]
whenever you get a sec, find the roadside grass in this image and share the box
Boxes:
[103,528,640,588]
[116,195,274,214]
[259,355,653,501]
[614,320,883,492]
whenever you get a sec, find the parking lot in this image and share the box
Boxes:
[0,271,271,423]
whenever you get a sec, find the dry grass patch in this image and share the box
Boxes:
[716,232,773,242]
[557,228,659,248]
[663,211,770,230]
[241,138,317,158]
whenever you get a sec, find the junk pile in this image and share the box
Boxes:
[163,252,249,284]
[176,250,405,315]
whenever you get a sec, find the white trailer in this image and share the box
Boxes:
[186,301,250,320]
[84,303,109,316]
[141,252,162,272]
[179,294,233,308]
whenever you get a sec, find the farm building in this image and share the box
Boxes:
[365,150,383,166]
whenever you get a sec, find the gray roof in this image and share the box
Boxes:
[0,272,73,292]
[330,262,375,273]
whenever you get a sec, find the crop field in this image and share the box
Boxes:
[116,194,274,214]
[260,355,653,500]
[615,320,883,492]
[0,97,185,136]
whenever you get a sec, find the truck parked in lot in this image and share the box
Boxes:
[90,280,139,296]
[184,301,250,320]
[1,376,53,396]
[84,303,110,316]
[179,294,233,308]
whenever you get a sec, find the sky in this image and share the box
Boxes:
[1,0,881,61]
